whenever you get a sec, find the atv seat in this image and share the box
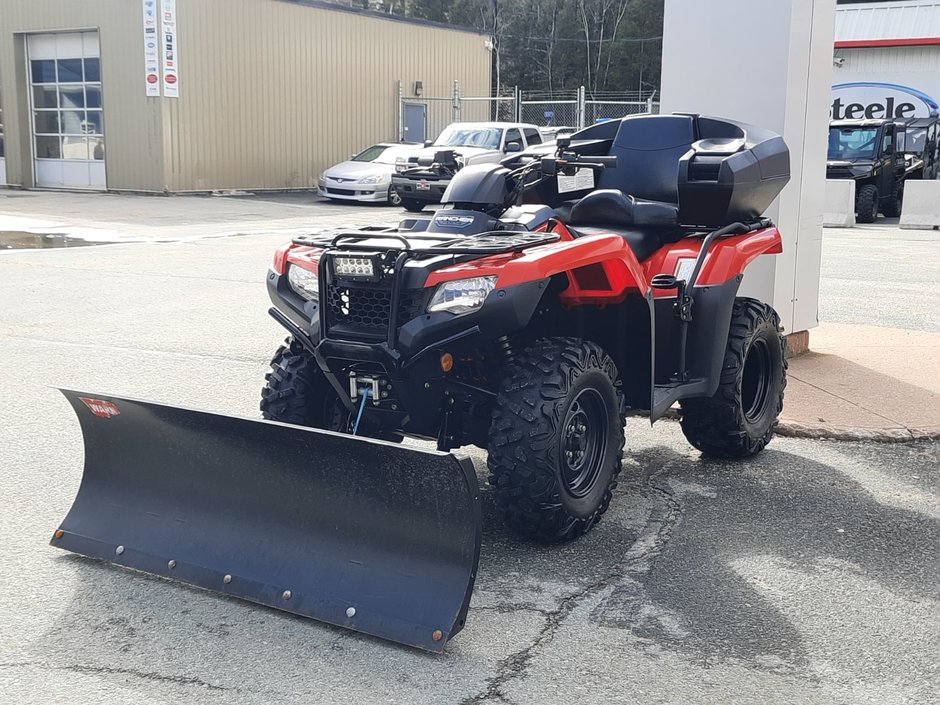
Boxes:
[555,114,697,260]
[567,189,683,261]
[597,114,697,201]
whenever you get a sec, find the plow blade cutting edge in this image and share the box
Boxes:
[50,389,482,652]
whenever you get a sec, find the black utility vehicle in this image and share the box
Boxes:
[827,118,926,222]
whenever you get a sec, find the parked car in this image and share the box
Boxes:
[318,143,418,206]
[391,122,542,211]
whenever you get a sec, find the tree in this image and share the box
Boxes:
[349,0,664,95]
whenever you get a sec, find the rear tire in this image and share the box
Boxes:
[401,197,425,212]
[678,298,786,458]
[855,184,879,223]
[487,338,626,543]
[261,340,348,431]
[882,181,903,217]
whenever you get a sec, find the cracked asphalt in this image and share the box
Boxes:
[0,195,938,704]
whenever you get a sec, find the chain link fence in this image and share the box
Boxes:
[460,96,517,123]
[397,81,660,142]
[584,99,659,124]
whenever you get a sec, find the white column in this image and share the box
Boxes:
[659,0,836,334]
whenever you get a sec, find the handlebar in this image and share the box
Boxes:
[540,153,618,176]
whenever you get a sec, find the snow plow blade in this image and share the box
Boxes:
[50,389,482,652]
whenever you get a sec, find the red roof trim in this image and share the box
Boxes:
[835,37,940,48]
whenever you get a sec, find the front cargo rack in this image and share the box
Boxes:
[292,229,560,255]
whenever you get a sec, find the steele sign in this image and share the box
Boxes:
[831,82,939,120]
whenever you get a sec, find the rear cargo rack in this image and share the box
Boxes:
[292,230,560,255]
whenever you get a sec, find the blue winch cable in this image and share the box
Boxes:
[352,388,371,436]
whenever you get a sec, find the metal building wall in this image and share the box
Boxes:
[0,0,166,190]
[165,0,492,191]
[835,45,940,103]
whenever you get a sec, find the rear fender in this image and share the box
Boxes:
[643,226,782,293]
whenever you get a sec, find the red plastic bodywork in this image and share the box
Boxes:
[644,226,782,298]
[273,223,782,305]
[280,245,323,274]
[424,222,783,304]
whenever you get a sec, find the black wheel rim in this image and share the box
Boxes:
[560,388,609,498]
[742,338,772,424]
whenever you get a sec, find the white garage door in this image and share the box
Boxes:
[28,32,105,189]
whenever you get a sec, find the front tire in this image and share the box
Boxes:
[678,299,787,458]
[387,186,402,207]
[855,184,879,223]
[261,340,348,430]
[487,338,626,543]
[401,197,425,212]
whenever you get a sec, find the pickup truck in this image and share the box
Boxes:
[391,122,543,211]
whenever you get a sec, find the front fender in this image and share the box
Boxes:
[425,233,649,306]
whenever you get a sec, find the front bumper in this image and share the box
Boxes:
[390,174,450,203]
[318,178,390,202]
[267,268,548,437]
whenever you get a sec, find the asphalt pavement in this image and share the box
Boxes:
[0,192,937,704]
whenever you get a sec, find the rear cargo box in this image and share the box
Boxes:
[677,116,790,228]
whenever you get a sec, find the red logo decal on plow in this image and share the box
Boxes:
[79,398,122,419]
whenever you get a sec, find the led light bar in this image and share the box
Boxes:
[333,256,377,278]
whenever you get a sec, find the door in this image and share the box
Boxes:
[404,103,426,144]
[877,125,895,197]
[28,32,105,189]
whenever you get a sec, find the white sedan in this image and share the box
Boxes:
[318,143,418,206]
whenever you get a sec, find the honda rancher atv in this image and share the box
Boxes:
[265,113,789,540]
[50,113,789,654]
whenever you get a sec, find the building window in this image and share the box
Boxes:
[29,43,104,162]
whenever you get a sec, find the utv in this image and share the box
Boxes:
[827,118,918,222]
[264,113,791,542]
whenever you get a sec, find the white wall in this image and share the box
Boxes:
[833,44,940,106]
[660,0,837,334]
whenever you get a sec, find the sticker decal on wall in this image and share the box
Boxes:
[142,0,160,96]
[162,0,179,98]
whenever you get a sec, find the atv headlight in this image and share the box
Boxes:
[358,174,386,184]
[287,264,319,302]
[427,276,497,315]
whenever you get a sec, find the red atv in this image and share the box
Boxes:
[263,113,790,543]
[49,113,792,654]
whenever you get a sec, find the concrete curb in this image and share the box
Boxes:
[774,420,940,443]
[657,409,939,443]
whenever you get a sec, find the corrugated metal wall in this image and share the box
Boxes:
[165,0,492,191]
[0,0,491,192]
[0,0,166,190]
[835,0,940,41]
